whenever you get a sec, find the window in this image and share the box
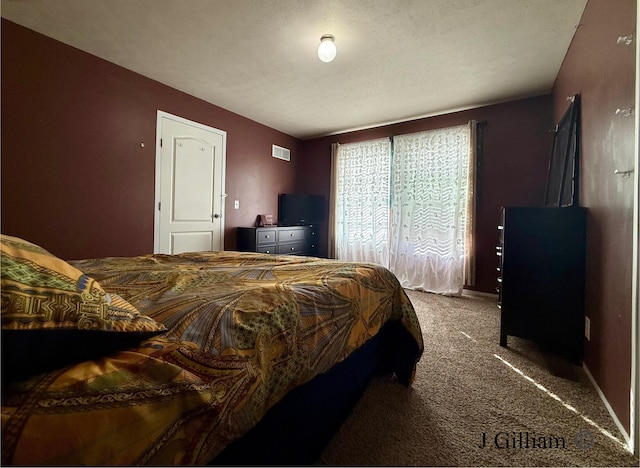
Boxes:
[331,122,477,296]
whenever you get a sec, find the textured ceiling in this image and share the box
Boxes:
[1,0,588,139]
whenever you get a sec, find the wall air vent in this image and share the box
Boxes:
[272,144,291,161]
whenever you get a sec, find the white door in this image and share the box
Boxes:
[154,111,226,254]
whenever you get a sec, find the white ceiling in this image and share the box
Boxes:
[1,0,588,140]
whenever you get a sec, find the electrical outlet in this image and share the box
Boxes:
[584,316,590,341]
[234,200,240,210]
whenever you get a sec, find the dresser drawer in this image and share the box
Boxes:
[237,226,314,256]
[277,241,306,255]
[256,229,277,245]
[277,227,305,242]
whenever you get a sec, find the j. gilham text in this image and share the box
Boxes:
[479,431,566,449]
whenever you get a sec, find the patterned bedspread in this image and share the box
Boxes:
[1,251,423,465]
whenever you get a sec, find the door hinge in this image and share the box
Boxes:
[158,202,161,210]
[160,138,163,147]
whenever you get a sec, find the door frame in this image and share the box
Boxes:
[154,110,227,253]
[632,0,639,456]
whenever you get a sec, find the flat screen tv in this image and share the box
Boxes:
[278,194,325,225]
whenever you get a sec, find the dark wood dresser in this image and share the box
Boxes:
[237,224,319,257]
[497,206,586,364]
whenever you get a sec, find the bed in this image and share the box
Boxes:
[0,234,423,466]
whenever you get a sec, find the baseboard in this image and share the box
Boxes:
[583,363,633,452]
[462,288,498,299]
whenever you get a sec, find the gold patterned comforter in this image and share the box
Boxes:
[1,251,423,465]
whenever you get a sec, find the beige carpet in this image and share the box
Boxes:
[318,290,639,467]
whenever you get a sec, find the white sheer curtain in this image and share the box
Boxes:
[332,124,474,296]
[334,138,391,265]
[389,125,471,295]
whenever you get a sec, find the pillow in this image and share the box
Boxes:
[1,234,167,382]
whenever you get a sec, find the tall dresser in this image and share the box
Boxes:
[497,206,586,364]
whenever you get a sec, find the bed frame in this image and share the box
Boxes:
[210,321,417,465]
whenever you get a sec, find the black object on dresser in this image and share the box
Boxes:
[497,206,586,364]
[237,225,320,257]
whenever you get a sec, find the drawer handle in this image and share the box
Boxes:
[264,235,270,239]
[265,250,271,254]
[290,233,295,237]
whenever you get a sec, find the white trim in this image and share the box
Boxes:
[154,110,227,253]
[462,289,498,299]
[631,0,640,456]
[583,364,633,452]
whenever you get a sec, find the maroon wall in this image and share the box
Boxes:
[301,96,554,294]
[1,19,302,259]
[4,3,633,438]
[552,0,636,433]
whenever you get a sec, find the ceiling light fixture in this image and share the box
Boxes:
[317,34,337,62]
